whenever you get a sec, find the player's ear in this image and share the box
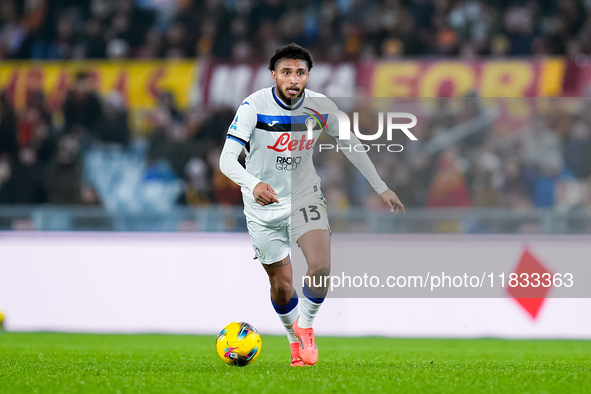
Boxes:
[271,70,276,81]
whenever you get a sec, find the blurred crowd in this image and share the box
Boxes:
[317,96,591,216]
[1,0,591,214]
[0,73,125,205]
[1,77,591,214]
[2,0,591,61]
[0,72,237,207]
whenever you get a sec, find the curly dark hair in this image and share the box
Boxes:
[268,43,314,72]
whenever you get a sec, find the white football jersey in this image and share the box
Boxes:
[226,86,339,220]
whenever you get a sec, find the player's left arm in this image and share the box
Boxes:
[335,135,405,215]
[326,110,405,215]
[377,188,405,215]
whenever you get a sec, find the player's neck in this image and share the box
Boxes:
[273,86,305,110]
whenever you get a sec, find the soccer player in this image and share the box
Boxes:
[219,43,404,366]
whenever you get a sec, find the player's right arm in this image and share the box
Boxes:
[252,182,279,206]
[219,100,279,206]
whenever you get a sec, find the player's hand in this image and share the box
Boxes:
[379,189,405,215]
[253,182,280,206]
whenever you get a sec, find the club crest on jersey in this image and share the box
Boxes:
[267,133,315,152]
[304,107,329,138]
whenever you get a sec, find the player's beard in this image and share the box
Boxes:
[277,85,305,107]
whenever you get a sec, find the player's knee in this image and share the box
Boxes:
[307,262,330,279]
[269,275,292,300]
[271,282,292,305]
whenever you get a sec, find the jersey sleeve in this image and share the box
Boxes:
[334,134,388,194]
[220,99,261,193]
[324,100,389,195]
[219,138,261,193]
[226,99,257,146]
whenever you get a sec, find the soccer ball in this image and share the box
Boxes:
[215,322,262,366]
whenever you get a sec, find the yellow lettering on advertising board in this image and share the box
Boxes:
[420,62,475,97]
[0,61,198,111]
[481,62,534,97]
[373,63,420,97]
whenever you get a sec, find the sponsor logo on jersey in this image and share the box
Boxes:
[267,133,315,152]
[268,120,279,127]
[276,155,302,171]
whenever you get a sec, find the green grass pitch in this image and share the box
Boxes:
[1,332,590,393]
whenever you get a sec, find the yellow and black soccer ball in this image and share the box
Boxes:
[215,322,262,366]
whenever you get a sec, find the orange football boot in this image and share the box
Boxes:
[293,319,318,365]
[289,342,310,367]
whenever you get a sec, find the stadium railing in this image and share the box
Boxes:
[0,206,588,234]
